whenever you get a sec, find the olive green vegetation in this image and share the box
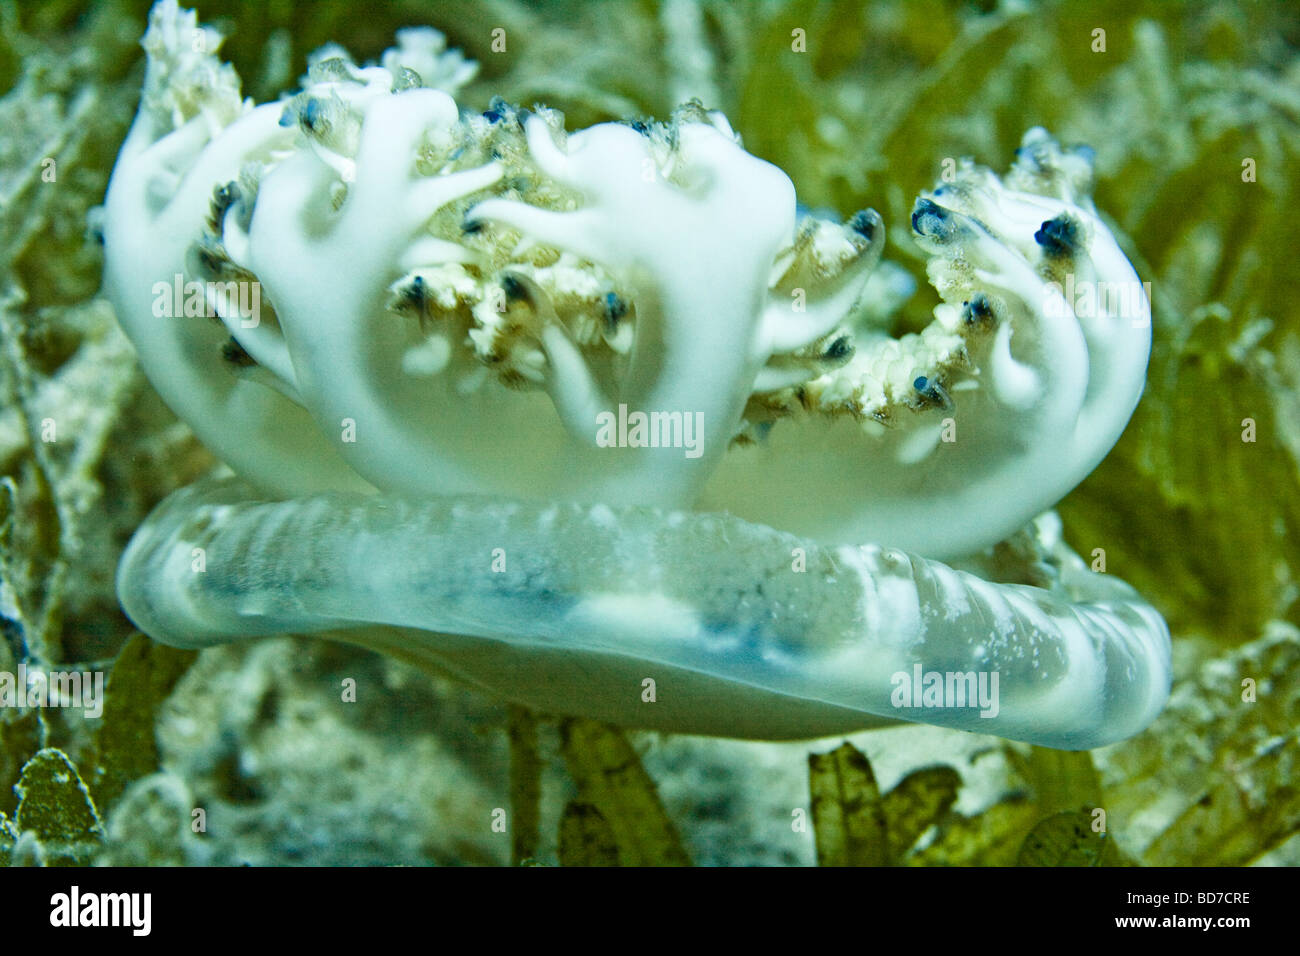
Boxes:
[558,799,622,867]
[1016,811,1125,867]
[0,0,1297,865]
[808,742,962,866]
[559,718,691,866]
[505,704,542,864]
[807,741,1127,866]
[0,636,194,865]
[89,636,198,810]
[11,749,103,866]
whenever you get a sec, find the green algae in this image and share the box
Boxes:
[560,718,691,867]
[558,800,621,867]
[89,634,198,810]
[1016,810,1125,867]
[13,748,102,865]
[808,741,889,866]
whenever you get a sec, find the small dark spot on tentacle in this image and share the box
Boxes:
[402,275,427,311]
[483,95,510,123]
[963,293,994,328]
[602,291,626,332]
[212,181,240,224]
[913,375,954,410]
[911,198,956,241]
[823,335,853,363]
[848,209,878,241]
[501,274,528,303]
[300,98,326,134]
[1034,213,1080,259]
[221,337,256,368]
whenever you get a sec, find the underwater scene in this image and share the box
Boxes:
[0,0,1297,873]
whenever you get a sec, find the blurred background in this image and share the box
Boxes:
[1,0,1297,866]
